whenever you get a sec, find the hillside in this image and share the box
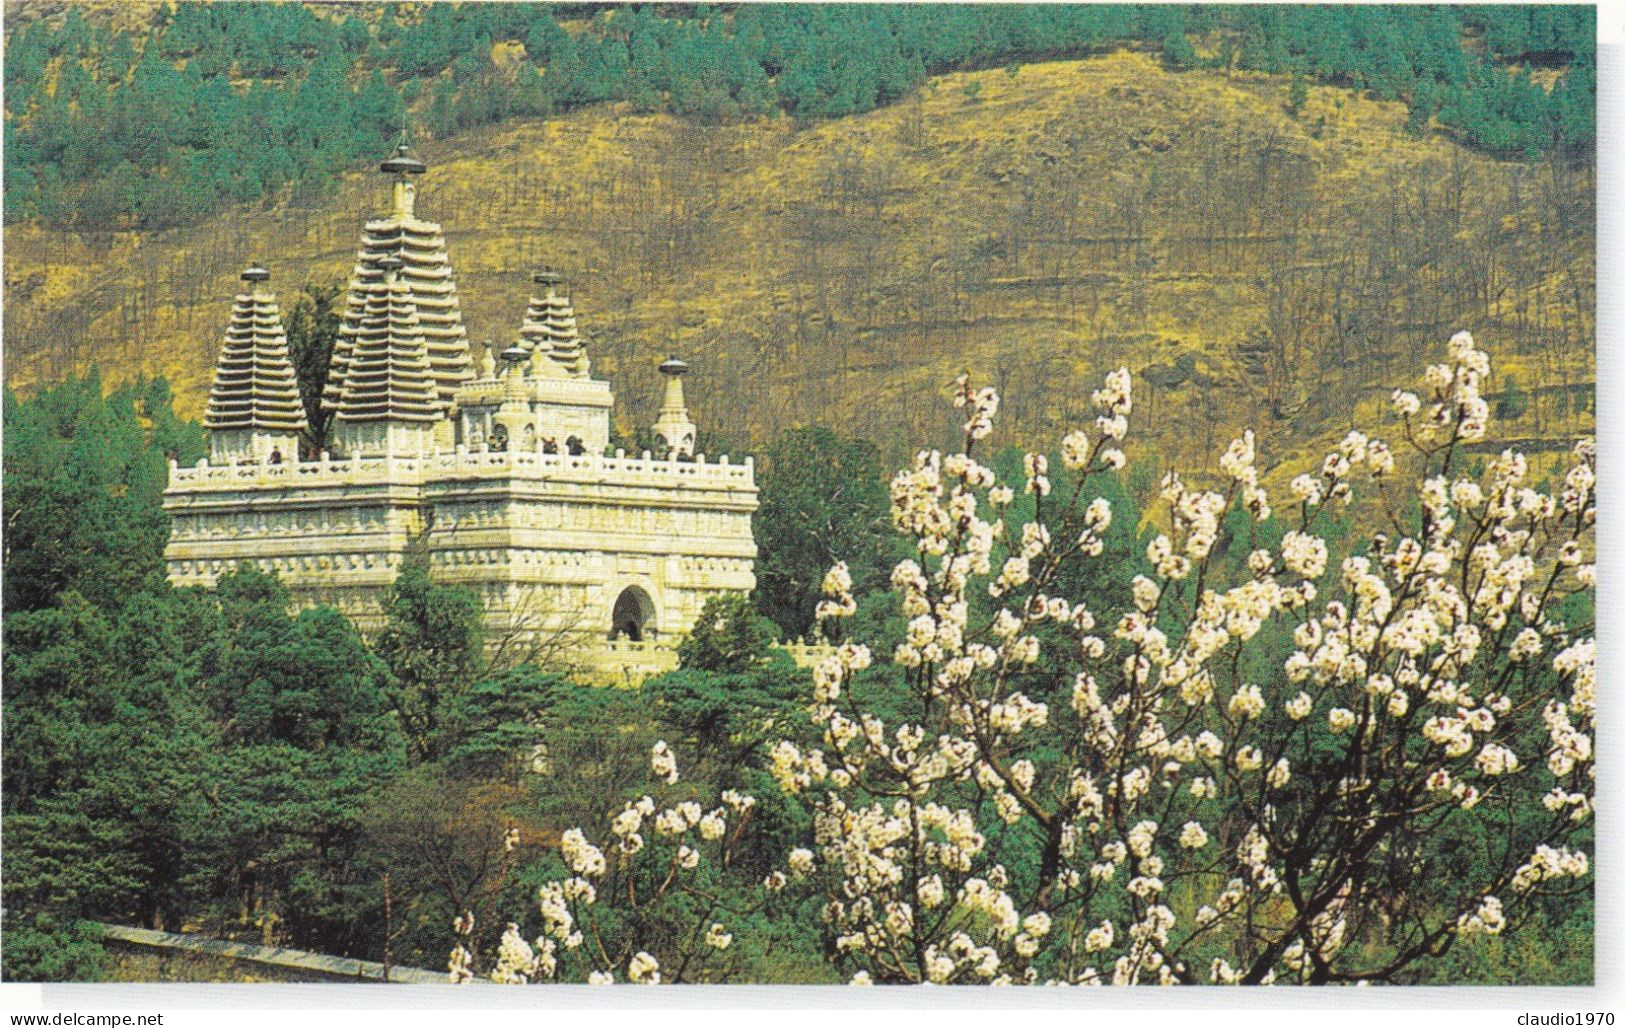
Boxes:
[4,4,1593,231]
[3,51,1594,480]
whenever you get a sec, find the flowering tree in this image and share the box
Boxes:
[478,333,1593,984]
[457,739,773,985]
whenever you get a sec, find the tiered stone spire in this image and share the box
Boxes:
[330,257,442,456]
[324,142,473,422]
[335,257,442,421]
[205,265,307,464]
[516,267,589,378]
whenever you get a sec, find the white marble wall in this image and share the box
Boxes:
[164,447,758,650]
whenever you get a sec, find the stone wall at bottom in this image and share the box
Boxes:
[95,923,453,985]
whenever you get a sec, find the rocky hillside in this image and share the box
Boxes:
[4,51,1594,480]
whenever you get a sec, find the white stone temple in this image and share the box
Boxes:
[164,144,757,675]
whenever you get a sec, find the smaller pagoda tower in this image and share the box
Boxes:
[490,342,538,451]
[516,267,589,378]
[203,264,308,465]
[652,356,697,458]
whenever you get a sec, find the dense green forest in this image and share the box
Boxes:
[3,3,1595,231]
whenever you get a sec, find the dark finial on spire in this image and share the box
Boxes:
[380,140,427,177]
[241,263,271,283]
[533,266,564,288]
[659,356,690,377]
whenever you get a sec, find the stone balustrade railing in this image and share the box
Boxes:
[587,638,835,668]
[780,639,840,666]
[168,447,756,492]
[570,638,839,686]
[458,374,610,405]
[595,638,680,659]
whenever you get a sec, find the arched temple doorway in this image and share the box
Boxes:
[611,586,655,641]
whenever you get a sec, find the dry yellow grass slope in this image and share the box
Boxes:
[4,51,1594,480]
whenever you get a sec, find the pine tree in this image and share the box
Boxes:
[372,560,486,765]
[1162,31,1197,71]
[1287,73,1309,117]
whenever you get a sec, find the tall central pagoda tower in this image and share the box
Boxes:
[324,143,474,453]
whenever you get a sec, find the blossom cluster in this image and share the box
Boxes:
[464,738,759,985]
[784,332,1593,985]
